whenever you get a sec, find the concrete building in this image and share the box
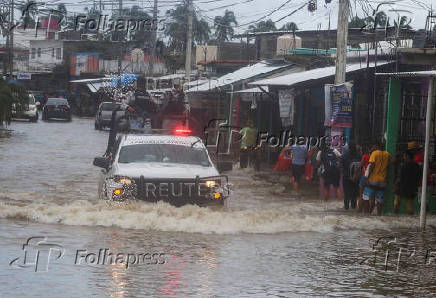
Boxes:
[195,42,257,75]
[28,40,64,72]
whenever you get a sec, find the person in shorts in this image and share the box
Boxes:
[290,144,307,193]
[317,143,341,201]
[362,142,392,215]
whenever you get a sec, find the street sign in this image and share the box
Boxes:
[17,73,31,80]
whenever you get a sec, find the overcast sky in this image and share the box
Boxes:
[43,0,434,35]
[194,0,433,34]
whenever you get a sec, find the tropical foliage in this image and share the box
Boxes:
[214,10,237,42]
[280,22,298,32]
[0,80,28,126]
[248,19,277,33]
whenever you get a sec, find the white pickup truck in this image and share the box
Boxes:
[93,134,230,206]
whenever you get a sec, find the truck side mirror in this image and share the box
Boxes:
[93,157,110,170]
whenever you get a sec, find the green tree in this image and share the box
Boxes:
[280,22,298,32]
[164,3,210,70]
[348,16,366,28]
[0,80,28,126]
[165,3,211,51]
[214,10,237,42]
[248,19,277,33]
[196,19,211,44]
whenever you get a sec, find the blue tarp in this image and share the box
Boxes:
[111,74,138,87]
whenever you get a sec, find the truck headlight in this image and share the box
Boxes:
[114,177,132,185]
[205,180,217,188]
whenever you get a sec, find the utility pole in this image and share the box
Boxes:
[334,0,349,84]
[8,0,14,77]
[148,0,158,75]
[117,0,122,88]
[185,0,193,83]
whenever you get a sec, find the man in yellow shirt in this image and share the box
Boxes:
[362,142,392,215]
[239,120,258,168]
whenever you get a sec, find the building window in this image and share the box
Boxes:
[52,48,54,58]
[31,48,36,59]
[56,48,61,60]
[37,48,41,57]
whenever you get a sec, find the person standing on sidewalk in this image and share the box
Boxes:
[239,120,258,169]
[341,142,361,210]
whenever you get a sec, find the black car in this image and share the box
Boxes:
[42,98,72,121]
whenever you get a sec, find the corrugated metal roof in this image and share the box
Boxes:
[232,86,269,93]
[375,71,436,77]
[185,61,291,93]
[249,61,392,86]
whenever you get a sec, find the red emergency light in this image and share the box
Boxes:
[174,126,192,135]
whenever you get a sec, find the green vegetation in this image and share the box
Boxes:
[0,80,28,126]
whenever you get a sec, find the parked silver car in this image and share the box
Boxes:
[12,94,39,122]
[94,102,126,130]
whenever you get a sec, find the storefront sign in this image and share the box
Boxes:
[17,73,31,80]
[278,89,295,126]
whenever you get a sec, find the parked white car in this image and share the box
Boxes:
[12,94,39,122]
[93,134,230,206]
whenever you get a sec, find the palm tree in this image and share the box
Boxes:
[19,0,38,28]
[280,22,298,32]
[365,11,389,29]
[165,3,210,51]
[248,19,277,33]
[214,10,237,42]
[394,16,412,30]
[164,2,210,70]
[196,19,211,44]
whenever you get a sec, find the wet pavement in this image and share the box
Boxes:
[1,117,436,297]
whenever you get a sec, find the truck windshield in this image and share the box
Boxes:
[118,144,210,166]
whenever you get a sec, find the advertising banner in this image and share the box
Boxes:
[328,82,353,128]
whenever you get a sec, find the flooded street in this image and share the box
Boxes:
[1,118,436,297]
